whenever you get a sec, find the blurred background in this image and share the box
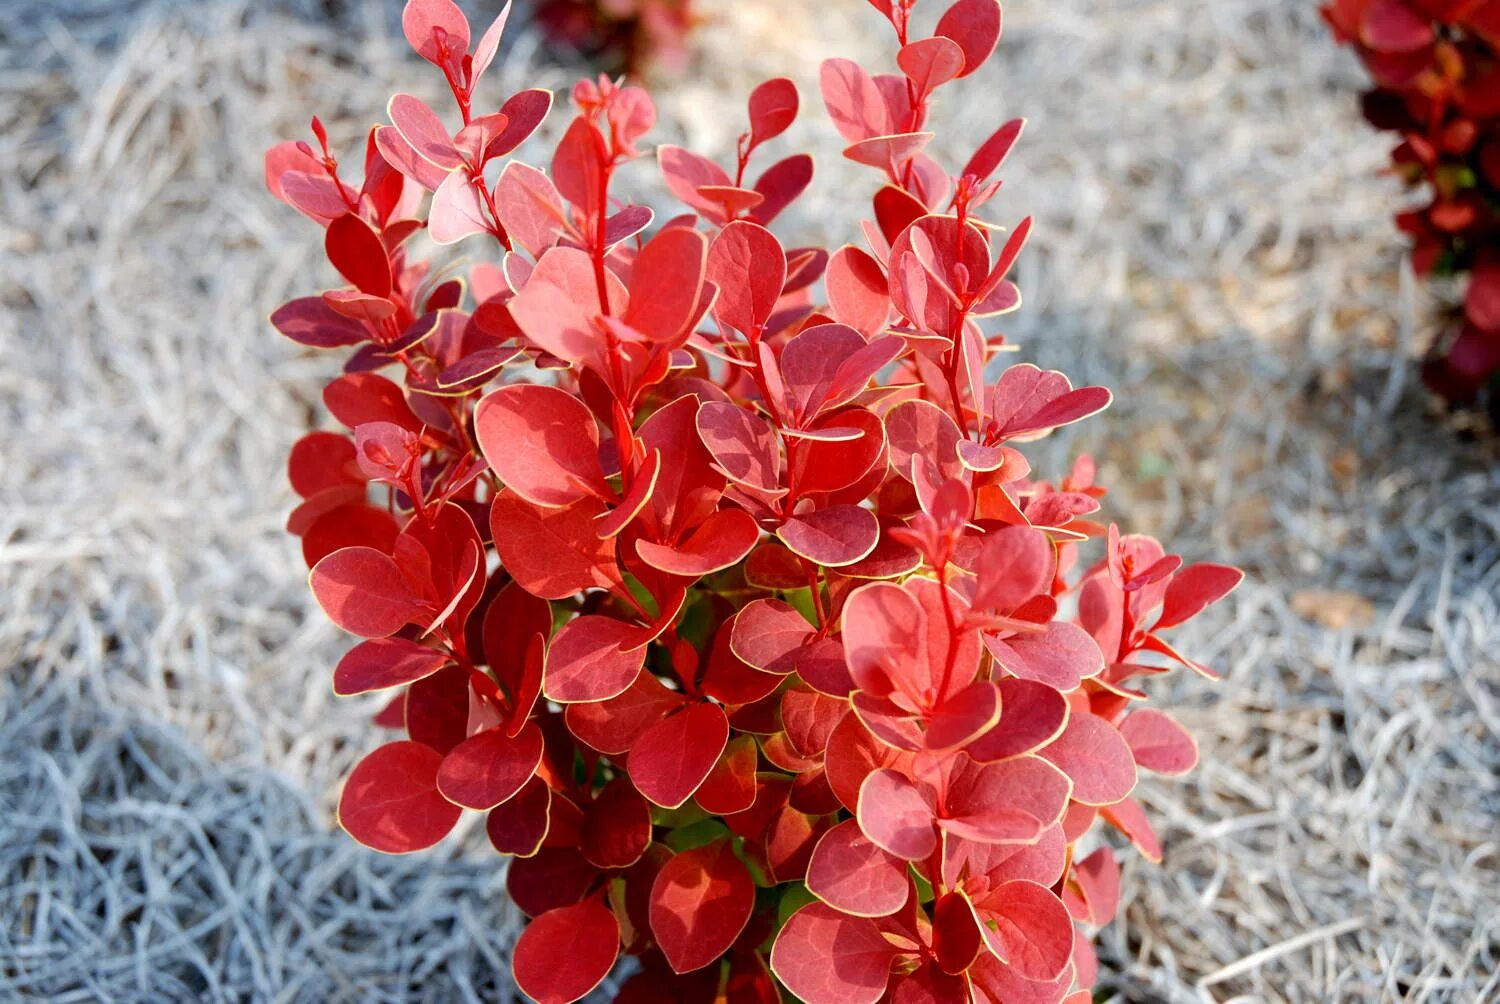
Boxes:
[1,0,1497,1001]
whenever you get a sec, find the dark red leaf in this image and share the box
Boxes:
[338,741,461,853]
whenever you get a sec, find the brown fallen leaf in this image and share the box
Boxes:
[1290,589,1375,630]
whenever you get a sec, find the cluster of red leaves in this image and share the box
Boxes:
[1324,0,1500,414]
[267,0,1242,1001]
[535,0,695,77]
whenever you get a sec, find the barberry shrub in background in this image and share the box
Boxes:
[535,0,694,77]
[1324,0,1500,419]
[266,0,1242,1000]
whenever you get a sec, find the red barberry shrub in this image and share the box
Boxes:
[266,0,1243,1000]
[1324,0,1500,417]
[535,0,694,77]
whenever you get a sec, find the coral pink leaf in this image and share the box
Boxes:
[777,505,880,566]
[544,615,647,703]
[729,599,816,674]
[490,493,620,600]
[857,768,936,860]
[985,621,1103,690]
[1101,796,1162,863]
[389,93,463,170]
[1118,708,1198,775]
[706,221,786,334]
[962,117,1025,181]
[486,773,550,857]
[1156,563,1244,628]
[512,898,620,1004]
[635,507,760,576]
[333,637,451,695]
[898,37,966,97]
[494,161,567,257]
[474,383,604,508]
[841,581,928,698]
[983,881,1074,982]
[770,903,895,1004]
[564,671,683,754]
[806,818,910,917]
[325,214,392,298]
[819,58,892,142]
[1039,714,1137,806]
[971,524,1054,612]
[374,126,450,191]
[826,245,891,336]
[649,840,756,974]
[435,721,544,810]
[337,741,461,853]
[469,0,511,85]
[1070,846,1121,927]
[628,702,731,808]
[697,402,781,491]
[843,132,934,169]
[310,546,424,638]
[934,0,1004,77]
[886,398,964,481]
[748,77,800,147]
[659,144,733,215]
[428,171,490,244]
[402,0,470,65]
[966,678,1068,761]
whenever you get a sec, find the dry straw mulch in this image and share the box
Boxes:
[0,0,1495,1001]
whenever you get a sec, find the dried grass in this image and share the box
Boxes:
[1,0,1495,1001]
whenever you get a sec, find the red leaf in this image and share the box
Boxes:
[623,226,708,345]
[649,840,757,974]
[988,364,1111,441]
[512,898,620,1004]
[980,880,1074,982]
[770,903,895,1004]
[494,161,566,257]
[288,431,361,498]
[696,402,781,492]
[627,702,730,808]
[751,153,814,225]
[310,547,424,638]
[1068,846,1120,927]
[934,0,1003,77]
[580,776,653,868]
[748,77,799,147]
[695,734,760,814]
[659,144,733,217]
[333,637,451,695]
[270,297,367,348]
[806,818,910,917]
[971,524,1054,612]
[1039,714,1137,806]
[551,117,608,211]
[962,117,1025,182]
[778,504,880,566]
[706,221,786,334]
[323,372,423,433]
[635,507,760,576]
[435,721,544,810]
[1119,708,1198,775]
[489,492,622,600]
[475,384,605,508]
[486,774,552,856]
[325,214,392,298]
[544,615,647,703]
[857,768,936,860]
[966,678,1069,761]
[1156,563,1243,628]
[338,741,461,853]
[1360,0,1434,51]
